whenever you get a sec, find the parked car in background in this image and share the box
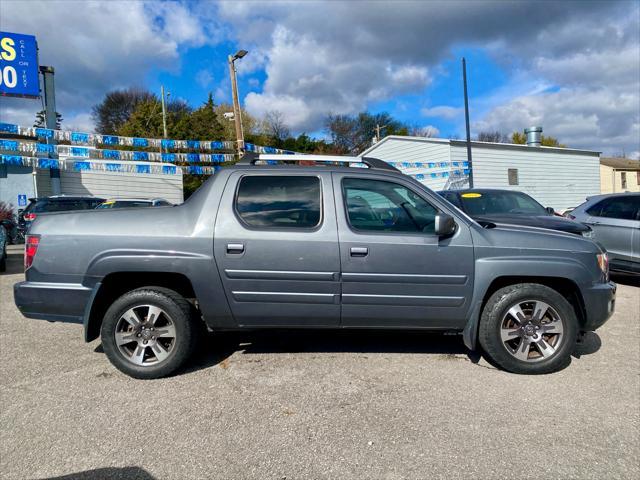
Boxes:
[438,189,592,236]
[19,196,106,233]
[568,193,640,274]
[0,221,6,272]
[15,154,615,379]
[96,198,172,209]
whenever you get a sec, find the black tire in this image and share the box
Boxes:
[0,252,6,272]
[101,287,198,379]
[479,283,578,374]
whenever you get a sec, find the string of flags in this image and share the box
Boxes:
[0,122,297,175]
[0,154,195,175]
[0,140,235,163]
[0,122,469,180]
[0,122,295,155]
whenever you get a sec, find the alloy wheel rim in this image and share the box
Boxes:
[114,305,176,367]
[500,300,564,362]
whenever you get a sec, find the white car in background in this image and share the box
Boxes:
[568,193,640,274]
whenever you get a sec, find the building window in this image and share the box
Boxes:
[235,175,321,229]
[621,172,627,189]
[508,168,519,185]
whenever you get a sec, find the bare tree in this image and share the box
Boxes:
[91,87,155,134]
[410,125,439,138]
[477,131,509,143]
[264,110,291,142]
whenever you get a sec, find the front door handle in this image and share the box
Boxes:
[227,243,245,254]
[350,246,368,257]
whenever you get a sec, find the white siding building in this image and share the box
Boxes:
[34,160,184,204]
[360,136,601,211]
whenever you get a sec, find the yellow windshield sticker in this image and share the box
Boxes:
[461,193,482,198]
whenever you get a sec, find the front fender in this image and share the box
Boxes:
[462,255,592,350]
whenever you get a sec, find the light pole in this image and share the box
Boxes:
[228,49,248,157]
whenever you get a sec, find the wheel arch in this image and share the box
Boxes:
[83,272,197,342]
[463,274,587,351]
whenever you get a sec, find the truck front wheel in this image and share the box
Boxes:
[479,283,578,374]
[101,287,197,379]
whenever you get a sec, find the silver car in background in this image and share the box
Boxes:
[569,193,640,274]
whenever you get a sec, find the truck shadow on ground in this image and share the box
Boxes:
[38,466,155,480]
[611,272,639,287]
[183,329,482,375]
[180,327,601,376]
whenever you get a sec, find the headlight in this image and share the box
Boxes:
[582,229,594,239]
[597,252,609,275]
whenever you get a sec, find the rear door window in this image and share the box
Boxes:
[235,175,322,229]
[587,196,639,221]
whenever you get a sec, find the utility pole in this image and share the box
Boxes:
[228,50,248,157]
[160,85,168,154]
[374,123,389,143]
[39,65,59,195]
[462,58,474,188]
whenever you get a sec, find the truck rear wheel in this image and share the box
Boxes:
[101,287,197,379]
[479,283,578,374]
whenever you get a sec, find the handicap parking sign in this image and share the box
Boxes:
[18,194,26,206]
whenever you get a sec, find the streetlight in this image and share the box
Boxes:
[228,49,248,157]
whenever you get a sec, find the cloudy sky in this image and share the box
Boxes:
[1,0,638,157]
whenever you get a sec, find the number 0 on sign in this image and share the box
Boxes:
[0,32,39,98]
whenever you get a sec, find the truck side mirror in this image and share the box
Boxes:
[545,207,556,215]
[435,213,456,236]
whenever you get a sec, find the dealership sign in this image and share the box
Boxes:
[0,32,39,98]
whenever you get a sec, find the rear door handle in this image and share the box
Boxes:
[350,247,368,257]
[227,243,245,254]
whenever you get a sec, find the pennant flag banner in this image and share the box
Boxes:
[2,141,237,164]
[0,122,296,155]
[0,154,211,175]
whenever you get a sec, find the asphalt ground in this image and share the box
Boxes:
[1,244,639,480]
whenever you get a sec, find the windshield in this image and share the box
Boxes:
[31,198,104,213]
[459,191,547,216]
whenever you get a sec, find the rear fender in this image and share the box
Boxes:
[83,249,235,339]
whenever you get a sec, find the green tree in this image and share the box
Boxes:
[34,110,63,129]
[511,131,566,147]
[117,98,192,139]
[178,93,225,140]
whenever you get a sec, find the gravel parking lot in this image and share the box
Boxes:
[1,244,638,480]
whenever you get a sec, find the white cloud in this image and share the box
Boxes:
[421,106,462,120]
[474,87,640,156]
[195,69,214,89]
[474,8,639,157]
[242,25,431,131]
[0,0,216,131]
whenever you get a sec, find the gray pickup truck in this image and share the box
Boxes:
[14,154,616,378]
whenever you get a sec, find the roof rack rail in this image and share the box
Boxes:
[237,152,399,172]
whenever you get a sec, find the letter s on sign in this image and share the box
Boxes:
[1,37,16,61]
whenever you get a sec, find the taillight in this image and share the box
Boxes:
[24,213,37,221]
[24,235,40,270]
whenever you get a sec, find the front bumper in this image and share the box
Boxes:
[14,281,93,324]
[581,281,616,331]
